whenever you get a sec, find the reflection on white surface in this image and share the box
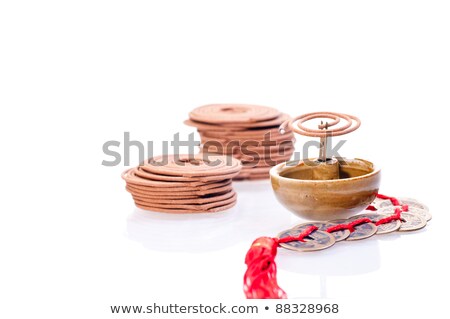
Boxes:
[126,180,293,252]
[125,178,433,299]
[278,239,381,298]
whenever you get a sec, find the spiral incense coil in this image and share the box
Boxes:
[126,182,233,198]
[135,200,238,214]
[186,104,296,180]
[134,193,237,212]
[122,154,241,213]
[126,180,232,195]
[184,113,291,130]
[132,189,236,205]
[280,112,361,137]
[189,104,281,124]
[142,154,241,177]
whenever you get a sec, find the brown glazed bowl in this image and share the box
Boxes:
[270,158,381,220]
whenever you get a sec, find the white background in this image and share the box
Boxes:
[1,1,449,318]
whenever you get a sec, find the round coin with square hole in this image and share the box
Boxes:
[349,213,401,235]
[277,226,335,252]
[372,197,390,209]
[293,222,350,242]
[378,198,431,221]
[328,219,377,241]
[378,209,427,232]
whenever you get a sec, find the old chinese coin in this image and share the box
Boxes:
[378,198,431,221]
[378,208,427,232]
[372,197,390,209]
[292,222,350,242]
[328,219,377,241]
[349,213,401,235]
[277,226,336,252]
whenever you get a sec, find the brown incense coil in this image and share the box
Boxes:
[189,104,281,124]
[132,190,236,205]
[234,172,270,180]
[198,128,286,139]
[122,154,240,214]
[135,200,237,214]
[238,152,294,163]
[126,183,233,198]
[200,139,295,154]
[198,129,293,140]
[184,113,291,130]
[135,166,240,183]
[186,104,296,180]
[240,166,272,174]
[241,160,285,168]
[142,154,241,177]
[280,112,361,138]
[134,192,237,211]
[126,180,233,195]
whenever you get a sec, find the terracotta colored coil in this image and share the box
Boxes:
[234,172,270,180]
[131,189,236,205]
[198,128,292,139]
[125,179,233,193]
[280,112,361,138]
[199,132,295,143]
[184,113,291,130]
[141,154,241,178]
[123,168,214,188]
[134,192,238,211]
[238,151,294,163]
[126,183,234,198]
[200,140,295,154]
[126,179,232,194]
[240,166,272,173]
[239,160,291,169]
[127,191,198,200]
[199,135,295,146]
[123,153,240,213]
[186,105,296,180]
[136,166,241,183]
[189,104,281,124]
[135,200,237,214]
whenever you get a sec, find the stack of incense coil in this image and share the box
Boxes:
[122,154,241,213]
[185,104,295,180]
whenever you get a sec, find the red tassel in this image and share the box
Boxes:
[243,237,287,299]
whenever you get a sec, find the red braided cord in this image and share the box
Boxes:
[376,194,400,206]
[277,225,318,243]
[243,194,407,299]
[326,217,372,233]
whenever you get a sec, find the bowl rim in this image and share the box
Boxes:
[270,158,381,183]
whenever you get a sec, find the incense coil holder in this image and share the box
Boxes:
[270,158,381,220]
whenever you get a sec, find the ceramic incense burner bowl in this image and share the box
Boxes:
[270,158,381,220]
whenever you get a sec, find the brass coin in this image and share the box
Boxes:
[293,222,350,242]
[349,213,401,235]
[277,226,335,252]
[378,198,431,221]
[372,197,390,209]
[378,208,427,232]
[328,219,377,241]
